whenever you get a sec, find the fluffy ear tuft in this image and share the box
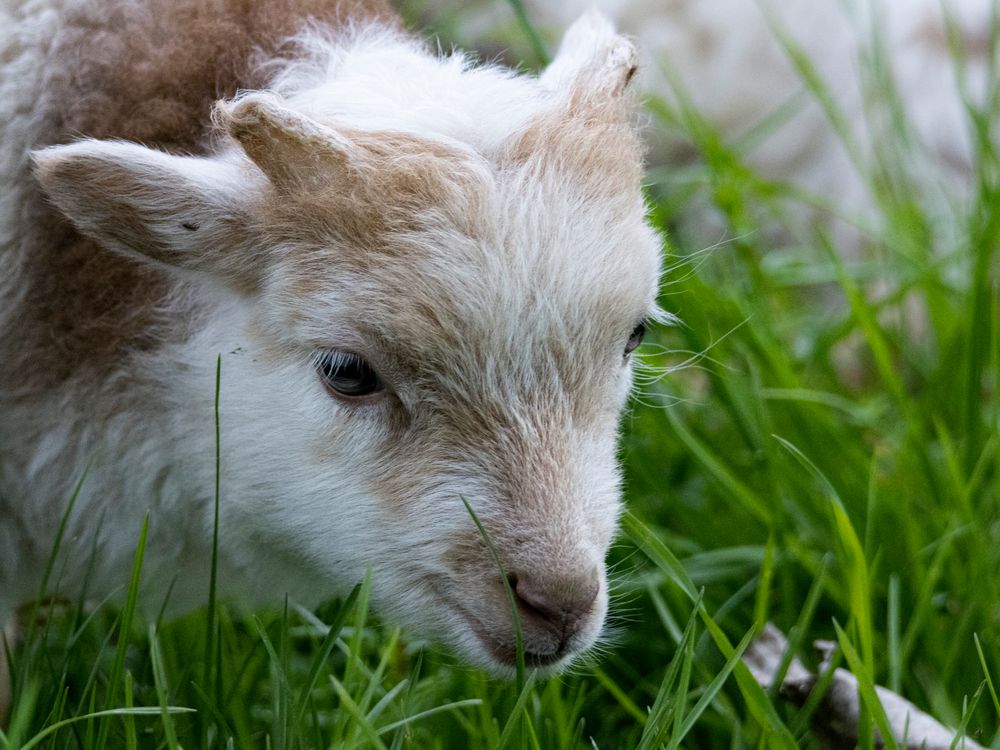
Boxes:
[213,93,354,192]
[33,139,263,290]
[540,10,638,98]
[502,11,643,196]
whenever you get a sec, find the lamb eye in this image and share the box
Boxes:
[624,322,646,360]
[315,351,384,399]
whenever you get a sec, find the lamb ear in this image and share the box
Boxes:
[214,93,355,192]
[32,139,263,290]
[540,10,638,98]
[503,11,642,193]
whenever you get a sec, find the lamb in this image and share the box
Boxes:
[0,0,662,675]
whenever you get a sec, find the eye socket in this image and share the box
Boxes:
[315,350,385,400]
[624,321,646,360]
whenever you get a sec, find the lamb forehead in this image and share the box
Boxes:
[280,165,660,382]
[258,60,660,371]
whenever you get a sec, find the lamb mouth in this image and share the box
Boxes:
[426,580,570,670]
[452,602,568,669]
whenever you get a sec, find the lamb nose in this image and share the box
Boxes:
[510,571,600,634]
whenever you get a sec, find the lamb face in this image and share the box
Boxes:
[243,123,661,672]
[31,13,662,673]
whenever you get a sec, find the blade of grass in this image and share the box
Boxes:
[497,672,538,750]
[662,405,774,527]
[0,679,40,750]
[666,632,694,748]
[592,668,647,726]
[769,557,829,701]
[668,626,756,749]
[637,599,702,750]
[832,620,900,750]
[356,627,400,719]
[974,634,1000,718]
[96,513,149,749]
[149,624,184,750]
[375,699,484,737]
[887,574,901,693]
[623,513,799,749]
[25,461,91,647]
[367,678,409,726]
[18,706,195,750]
[461,495,525,691]
[774,436,874,672]
[123,671,137,750]
[504,0,549,65]
[203,353,222,745]
[752,536,777,631]
[189,679,236,742]
[328,673,389,750]
[255,608,295,750]
[790,645,844,737]
[949,683,985,750]
[251,615,292,708]
[294,583,360,726]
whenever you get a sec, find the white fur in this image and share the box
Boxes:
[264,25,547,153]
[0,4,662,674]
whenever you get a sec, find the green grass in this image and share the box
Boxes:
[4,2,1000,748]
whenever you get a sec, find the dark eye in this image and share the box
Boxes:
[315,351,384,399]
[624,321,646,360]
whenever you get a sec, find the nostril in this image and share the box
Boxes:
[510,572,600,636]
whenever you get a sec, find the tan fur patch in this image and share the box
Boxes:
[20,0,396,384]
[261,128,491,275]
[502,96,643,200]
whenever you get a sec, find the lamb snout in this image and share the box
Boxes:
[462,565,606,669]
[509,569,600,647]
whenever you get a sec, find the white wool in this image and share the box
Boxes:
[264,25,548,154]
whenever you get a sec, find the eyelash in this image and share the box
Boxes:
[314,350,385,400]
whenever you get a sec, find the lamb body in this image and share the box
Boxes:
[0,0,662,672]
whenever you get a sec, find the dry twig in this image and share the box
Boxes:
[743,623,987,749]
